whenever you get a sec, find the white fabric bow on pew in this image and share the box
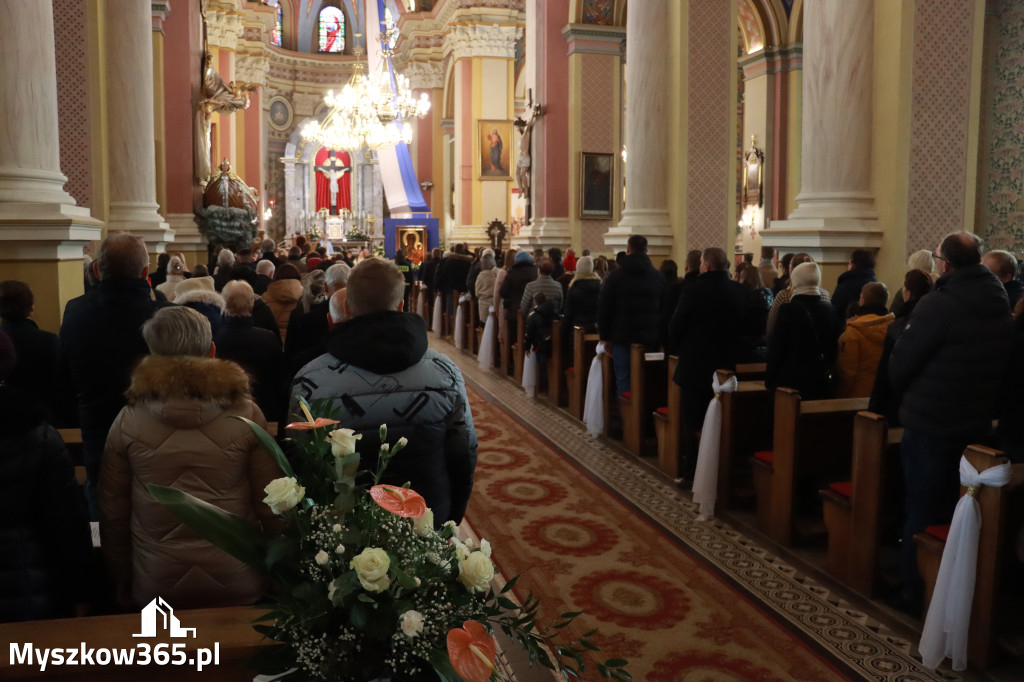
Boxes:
[478,306,495,370]
[919,455,1012,671]
[454,294,470,349]
[582,342,606,437]
[416,288,427,319]
[692,372,738,520]
[522,349,538,397]
[431,294,443,335]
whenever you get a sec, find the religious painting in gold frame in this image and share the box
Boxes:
[580,152,614,218]
[396,226,427,266]
[478,120,513,180]
[742,135,764,208]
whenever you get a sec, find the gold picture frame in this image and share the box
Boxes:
[478,120,513,181]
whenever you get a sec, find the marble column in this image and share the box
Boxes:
[763,0,882,263]
[604,0,672,255]
[0,0,102,330]
[104,0,173,252]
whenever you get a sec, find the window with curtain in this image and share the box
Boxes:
[318,5,345,53]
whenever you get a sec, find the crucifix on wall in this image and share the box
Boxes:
[314,149,352,215]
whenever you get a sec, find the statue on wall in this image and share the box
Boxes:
[195,159,261,251]
[194,50,257,186]
[514,89,543,226]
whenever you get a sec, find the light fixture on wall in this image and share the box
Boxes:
[301,28,430,152]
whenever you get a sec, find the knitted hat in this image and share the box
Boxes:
[790,261,822,297]
[907,249,934,274]
[167,256,184,276]
[174,276,216,298]
[514,251,533,265]
[576,256,594,275]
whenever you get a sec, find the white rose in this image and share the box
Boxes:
[458,550,495,593]
[349,547,391,592]
[412,509,435,537]
[315,550,329,566]
[263,477,305,515]
[399,610,424,637]
[325,428,362,457]
[479,538,492,558]
[335,544,346,554]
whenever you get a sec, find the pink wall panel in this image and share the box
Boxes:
[54,0,92,208]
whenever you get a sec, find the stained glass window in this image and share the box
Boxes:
[318,5,345,53]
[384,6,398,50]
[271,6,282,47]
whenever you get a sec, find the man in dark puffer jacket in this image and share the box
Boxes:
[290,258,477,525]
[889,231,1012,608]
[0,331,92,622]
[597,234,665,394]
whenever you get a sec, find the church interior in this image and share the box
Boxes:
[2,0,1024,680]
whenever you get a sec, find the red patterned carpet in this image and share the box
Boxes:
[463,387,848,681]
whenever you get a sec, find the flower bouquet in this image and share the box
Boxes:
[148,399,630,682]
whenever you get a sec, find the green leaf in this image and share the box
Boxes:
[603,658,628,667]
[265,535,297,570]
[233,415,295,478]
[426,649,465,682]
[350,603,367,629]
[147,484,266,569]
[500,575,520,594]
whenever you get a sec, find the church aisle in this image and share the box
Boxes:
[439,339,958,682]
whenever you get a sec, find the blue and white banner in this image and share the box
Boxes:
[366,0,429,214]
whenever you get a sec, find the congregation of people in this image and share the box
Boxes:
[2,227,1022,633]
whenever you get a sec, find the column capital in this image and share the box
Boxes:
[561,23,625,57]
[404,60,445,91]
[152,1,171,33]
[235,50,270,87]
[206,2,244,50]
[444,23,522,61]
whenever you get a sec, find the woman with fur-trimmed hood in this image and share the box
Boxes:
[99,307,282,609]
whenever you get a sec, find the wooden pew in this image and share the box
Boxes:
[617,344,667,457]
[542,319,566,406]
[717,375,772,510]
[653,356,680,476]
[565,327,600,421]
[499,306,512,377]
[601,351,616,439]
[457,296,472,356]
[750,388,869,545]
[913,445,1022,670]
[468,298,480,355]
[513,310,525,384]
[0,607,272,681]
[653,363,769,482]
[819,412,903,595]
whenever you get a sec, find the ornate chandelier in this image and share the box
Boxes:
[301,30,430,152]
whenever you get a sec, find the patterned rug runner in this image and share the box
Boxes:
[464,386,846,681]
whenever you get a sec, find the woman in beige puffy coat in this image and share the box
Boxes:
[99,307,282,609]
[261,262,303,343]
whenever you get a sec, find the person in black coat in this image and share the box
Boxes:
[766,262,841,400]
[59,235,169,518]
[0,331,92,623]
[889,232,1013,607]
[735,263,774,362]
[253,260,275,296]
[499,252,538,339]
[598,235,665,395]
[868,269,933,425]
[548,247,565,280]
[998,298,1024,464]
[216,281,285,422]
[0,280,67,425]
[659,250,700,352]
[982,249,1024,311]
[438,246,474,323]
[285,263,350,360]
[670,248,749,478]
[420,248,443,304]
[831,249,878,321]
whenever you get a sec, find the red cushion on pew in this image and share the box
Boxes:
[655,406,668,416]
[753,450,774,464]
[925,525,950,542]
[621,391,631,399]
[829,481,852,498]
[567,366,574,372]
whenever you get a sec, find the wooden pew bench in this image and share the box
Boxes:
[716,370,771,510]
[913,446,1024,670]
[0,607,272,681]
[565,328,600,421]
[818,412,903,595]
[513,310,525,385]
[540,319,566,407]
[617,345,667,457]
[750,389,869,545]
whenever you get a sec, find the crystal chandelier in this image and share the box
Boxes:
[301,29,430,152]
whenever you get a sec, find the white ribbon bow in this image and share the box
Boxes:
[691,372,739,520]
[583,342,606,437]
[919,455,1012,671]
[478,312,496,370]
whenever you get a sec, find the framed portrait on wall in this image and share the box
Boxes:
[580,152,613,218]
[478,120,513,180]
[396,226,427,265]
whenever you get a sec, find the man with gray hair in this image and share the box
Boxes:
[254,259,275,295]
[982,248,1023,310]
[59,233,169,518]
[213,248,238,292]
[285,262,351,358]
[290,258,477,525]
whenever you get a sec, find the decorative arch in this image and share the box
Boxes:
[788,0,803,45]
